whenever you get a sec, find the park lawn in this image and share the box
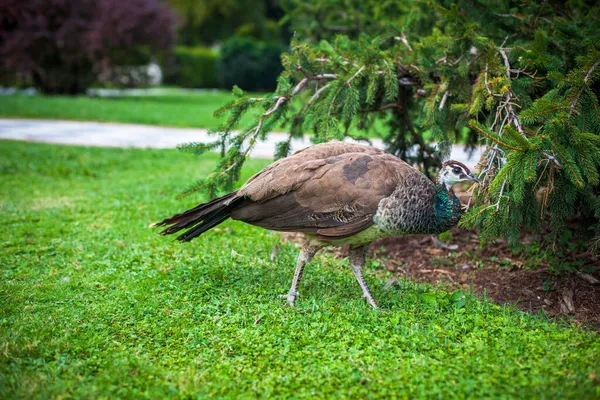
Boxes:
[1,140,599,399]
[0,90,391,139]
[0,90,258,130]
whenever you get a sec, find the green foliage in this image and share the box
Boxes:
[2,141,600,398]
[217,35,287,92]
[280,0,426,41]
[169,0,286,45]
[182,1,600,251]
[0,89,259,129]
[165,46,219,88]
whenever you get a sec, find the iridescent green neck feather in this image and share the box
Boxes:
[433,187,463,232]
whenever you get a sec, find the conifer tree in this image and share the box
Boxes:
[179,1,600,251]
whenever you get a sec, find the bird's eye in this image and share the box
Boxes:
[452,167,461,174]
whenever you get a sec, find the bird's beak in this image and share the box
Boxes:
[469,173,480,184]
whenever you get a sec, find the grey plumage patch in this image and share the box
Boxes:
[343,155,371,183]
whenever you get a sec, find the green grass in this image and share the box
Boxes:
[0,89,392,138]
[1,140,599,399]
[0,89,258,130]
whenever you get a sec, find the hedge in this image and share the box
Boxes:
[217,35,286,92]
[167,46,219,88]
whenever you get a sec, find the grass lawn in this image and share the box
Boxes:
[0,89,392,138]
[0,89,258,130]
[1,140,599,398]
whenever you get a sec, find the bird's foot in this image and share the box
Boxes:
[362,294,378,309]
[279,291,299,307]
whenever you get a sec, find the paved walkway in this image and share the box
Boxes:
[0,119,480,167]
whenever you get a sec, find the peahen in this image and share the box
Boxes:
[156,142,479,308]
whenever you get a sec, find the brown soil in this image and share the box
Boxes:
[370,230,600,331]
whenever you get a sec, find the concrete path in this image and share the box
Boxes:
[0,119,480,167]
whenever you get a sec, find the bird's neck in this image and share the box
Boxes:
[432,186,462,231]
[437,173,450,191]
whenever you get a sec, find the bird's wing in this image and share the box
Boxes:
[231,146,422,239]
[237,141,386,201]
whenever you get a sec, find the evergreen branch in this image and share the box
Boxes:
[294,74,338,93]
[521,105,571,122]
[459,205,495,227]
[496,179,507,211]
[484,64,493,96]
[394,33,413,52]
[325,87,343,139]
[568,58,600,118]
[322,66,366,139]
[263,96,287,116]
[214,96,266,116]
[345,65,365,86]
[439,90,450,111]
[176,141,219,155]
[548,141,583,187]
[307,60,418,86]
[176,161,241,199]
[494,12,524,21]
[495,47,562,168]
[359,103,399,112]
[305,83,332,109]
[264,74,339,117]
[498,48,526,135]
[176,180,208,199]
[542,152,562,168]
[469,120,524,151]
[503,125,532,149]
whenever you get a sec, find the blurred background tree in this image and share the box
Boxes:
[280,0,430,41]
[0,0,290,93]
[169,0,286,45]
[166,0,289,91]
[0,0,177,94]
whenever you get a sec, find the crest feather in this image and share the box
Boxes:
[442,160,471,173]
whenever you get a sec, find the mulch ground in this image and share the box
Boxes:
[371,230,600,331]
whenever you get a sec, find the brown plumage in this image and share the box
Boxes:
[156,142,479,308]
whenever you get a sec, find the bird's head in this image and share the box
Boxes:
[438,161,479,190]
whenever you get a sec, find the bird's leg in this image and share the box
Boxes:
[280,242,321,306]
[349,245,378,309]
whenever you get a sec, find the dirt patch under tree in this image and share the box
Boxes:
[371,229,599,331]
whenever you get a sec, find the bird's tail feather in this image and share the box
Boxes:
[155,191,239,242]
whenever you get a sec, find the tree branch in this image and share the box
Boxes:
[439,90,450,111]
[394,33,413,52]
[306,83,332,109]
[261,74,339,117]
[568,58,600,118]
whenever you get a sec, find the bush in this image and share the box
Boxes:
[97,62,164,88]
[166,47,219,88]
[0,0,176,95]
[217,36,286,92]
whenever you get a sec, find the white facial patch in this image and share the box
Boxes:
[440,165,468,188]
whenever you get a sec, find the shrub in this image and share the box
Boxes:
[0,0,177,94]
[166,46,219,88]
[217,35,286,92]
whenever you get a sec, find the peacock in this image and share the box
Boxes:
[156,142,479,308]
